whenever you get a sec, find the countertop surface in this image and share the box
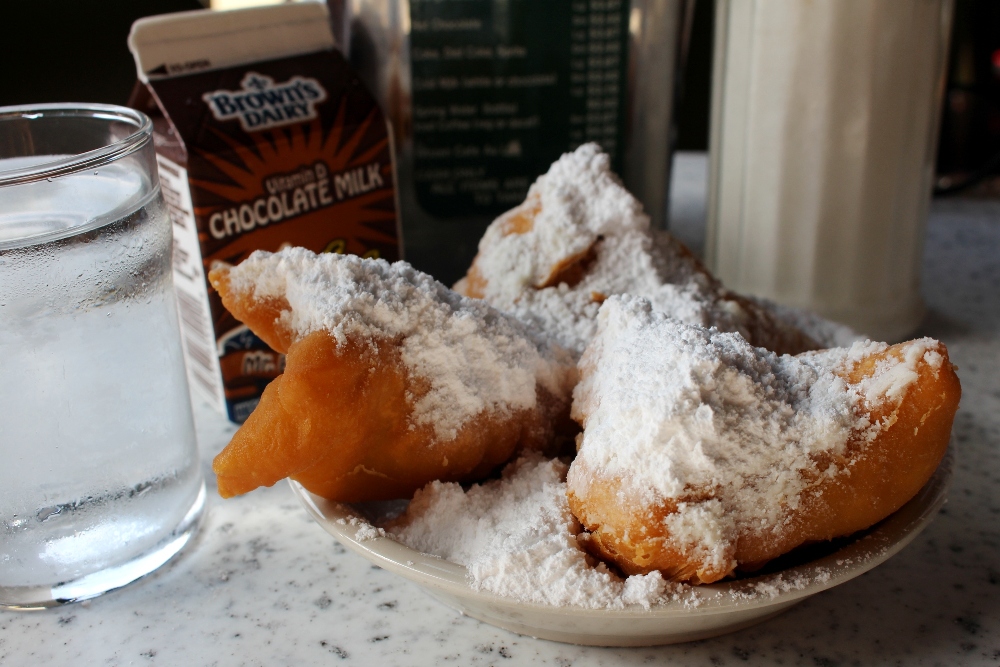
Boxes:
[3,154,999,666]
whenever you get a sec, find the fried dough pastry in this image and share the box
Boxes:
[455,143,853,356]
[209,248,575,502]
[566,296,960,584]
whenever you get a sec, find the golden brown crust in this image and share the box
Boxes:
[538,240,601,291]
[212,331,550,501]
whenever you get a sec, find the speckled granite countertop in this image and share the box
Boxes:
[3,155,999,666]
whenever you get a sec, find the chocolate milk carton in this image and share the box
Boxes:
[129,3,399,422]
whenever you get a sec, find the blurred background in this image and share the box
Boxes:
[2,0,998,197]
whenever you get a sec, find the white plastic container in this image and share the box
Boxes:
[706,0,954,341]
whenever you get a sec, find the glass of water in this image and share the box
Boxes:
[0,104,205,609]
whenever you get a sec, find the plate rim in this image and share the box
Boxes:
[289,446,953,618]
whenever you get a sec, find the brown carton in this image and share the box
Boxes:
[128,3,400,422]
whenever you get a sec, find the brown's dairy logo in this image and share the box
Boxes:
[202,72,328,132]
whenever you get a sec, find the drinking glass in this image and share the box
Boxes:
[0,104,205,609]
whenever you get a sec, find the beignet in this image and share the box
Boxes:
[566,296,960,583]
[210,248,575,501]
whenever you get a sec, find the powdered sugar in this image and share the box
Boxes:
[335,516,386,542]
[387,453,690,609]
[857,339,938,406]
[729,569,833,601]
[223,248,574,440]
[573,296,858,501]
[472,143,650,300]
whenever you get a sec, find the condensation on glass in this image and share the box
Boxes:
[0,104,205,609]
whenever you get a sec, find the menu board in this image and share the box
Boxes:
[409,0,630,218]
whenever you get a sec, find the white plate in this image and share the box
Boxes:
[289,449,952,647]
